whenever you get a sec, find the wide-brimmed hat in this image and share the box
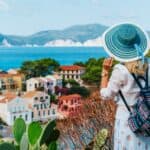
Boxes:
[102,23,150,62]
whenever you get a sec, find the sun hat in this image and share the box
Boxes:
[102,23,150,62]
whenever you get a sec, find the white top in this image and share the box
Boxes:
[100,63,150,106]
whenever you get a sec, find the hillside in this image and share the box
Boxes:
[0,24,107,46]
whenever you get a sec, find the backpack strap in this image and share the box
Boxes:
[118,90,131,113]
[131,67,149,90]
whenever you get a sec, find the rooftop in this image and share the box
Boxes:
[22,91,44,99]
[0,92,17,103]
[60,65,84,71]
[59,94,81,101]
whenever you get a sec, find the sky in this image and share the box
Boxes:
[0,0,150,35]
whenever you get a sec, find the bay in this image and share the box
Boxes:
[0,47,107,70]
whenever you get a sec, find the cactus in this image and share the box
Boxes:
[28,122,42,146]
[0,142,15,150]
[48,141,57,150]
[20,133,29,150]
[40,120,56,146]
[13,118,26,144]
[93,129,108,150]
[45,129,60,146]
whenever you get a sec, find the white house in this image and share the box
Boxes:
[22,91,51,122]
[59,65,85,83]
[26,75,62,94]
[0,93,32,126]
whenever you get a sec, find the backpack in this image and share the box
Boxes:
[119,68,150,137]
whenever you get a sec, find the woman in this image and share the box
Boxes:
[100,23,150,150]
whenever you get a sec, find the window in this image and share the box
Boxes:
[47,82,50,86]
[43,111,45,116]
[48,110,50,115]
[52,109,55,114]
[41,104,43,109]
[25,114,28,121]
[40,97,43,100]
[45,96,48,99]
[76,75,78,79]
[14,116,16,121]
[34,97,38,100]
[38,111,40,116]
[35,83,37,88]
[32,112,34,118]
[37,105,39,110]
[19,115,22,118]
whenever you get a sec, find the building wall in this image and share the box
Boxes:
[26,79,40,92]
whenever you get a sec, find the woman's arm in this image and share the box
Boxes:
[100,63,127,100]
[100,58,113,88]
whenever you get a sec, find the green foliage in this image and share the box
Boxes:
[0,119,59,150]
[82,58,105,85]
[48,141,57,150]
[20,133,29,150]
[0,142,15,150]
[20,58,60,79]
[40,121,58,146]
[93,129,109,150]
[81,57,118,86]
[67,79,79,86]
[13,118,26,144]
[28,122,42,146]
[68,86,90,98]
[50,94,57,104]
[73,61,85,67]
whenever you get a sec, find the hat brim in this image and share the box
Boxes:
[102,23,150,62]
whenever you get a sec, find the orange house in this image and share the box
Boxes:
[58,94,82,118]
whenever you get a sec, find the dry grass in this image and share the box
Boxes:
[57,91,116,149]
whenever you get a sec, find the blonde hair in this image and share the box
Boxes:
[125,60,148,75]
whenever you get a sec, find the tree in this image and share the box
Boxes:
[68,86,90,98]
[20,58,60,79]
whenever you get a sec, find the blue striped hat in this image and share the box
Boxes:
[102,23,150,62]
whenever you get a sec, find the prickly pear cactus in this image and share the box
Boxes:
[0,142,15,150]
[20,133,29,150]
[13,118,26,144]
[28,122,42,146]
[39,120,56,146]
[48,141,57,150]
[93,129,109,150]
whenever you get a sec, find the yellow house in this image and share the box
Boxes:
[0,73,25,91]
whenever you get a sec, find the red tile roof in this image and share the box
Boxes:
[60,65,84,71]
[59,94,81,101]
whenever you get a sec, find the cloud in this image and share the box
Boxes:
[0,0,9,11]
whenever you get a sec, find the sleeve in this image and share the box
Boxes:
[100,64,127,100]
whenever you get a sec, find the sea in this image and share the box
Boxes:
[0,47,107,70]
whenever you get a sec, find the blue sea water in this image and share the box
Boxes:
[0,47,107,70]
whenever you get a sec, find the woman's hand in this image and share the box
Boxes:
[100,57,114,88]
[102,57,114,71]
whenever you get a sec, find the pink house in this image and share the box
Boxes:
[58,94,82,118]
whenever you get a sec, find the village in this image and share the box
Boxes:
[0,65,86,130]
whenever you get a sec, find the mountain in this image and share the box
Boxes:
[0,24,107,46]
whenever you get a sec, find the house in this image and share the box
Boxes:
[0,73,25,91]
[58,94,82,118]
[22,91,51,122]
[26,75,62,94]
[0,93,32,126]
[59,65,85,83]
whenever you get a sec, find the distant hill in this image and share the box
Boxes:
[0,24,107,46]
[0,24,149,47]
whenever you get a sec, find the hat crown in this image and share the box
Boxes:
[117,25,137,45]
